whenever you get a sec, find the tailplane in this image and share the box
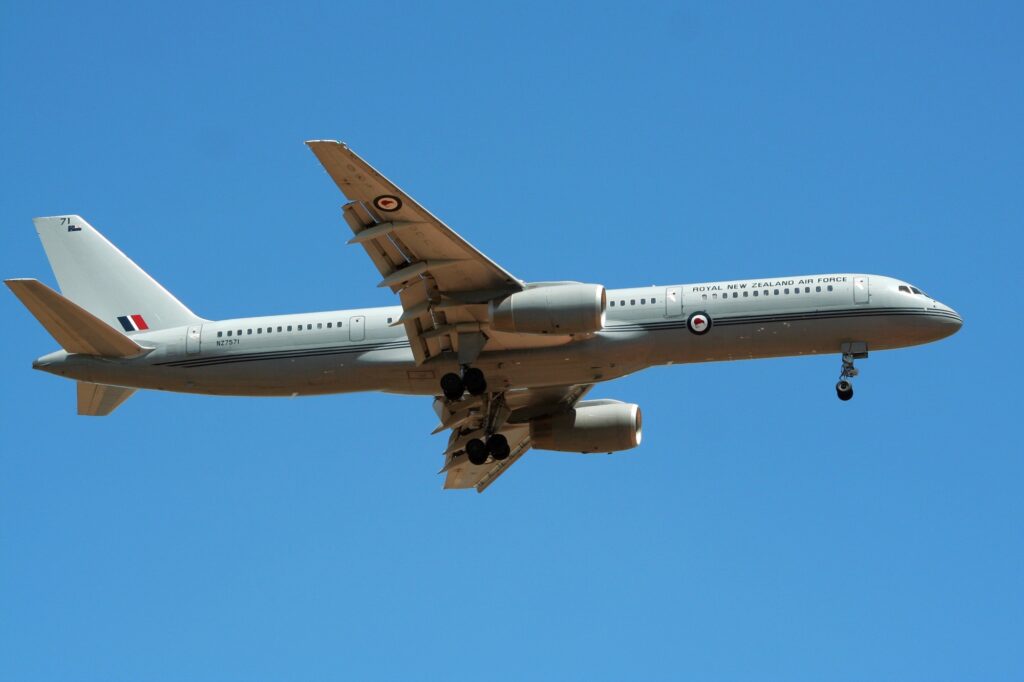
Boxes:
[33,215,201,332]
[6,279,145,357]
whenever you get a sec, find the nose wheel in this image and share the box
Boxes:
[440,366,488,401]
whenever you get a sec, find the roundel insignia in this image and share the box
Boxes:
[687,311,712,335]
[373,195,403,212]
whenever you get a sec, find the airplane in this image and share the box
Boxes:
[6,141,963,491]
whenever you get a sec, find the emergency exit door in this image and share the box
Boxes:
[349,316,365,342]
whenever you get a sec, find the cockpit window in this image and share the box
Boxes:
[911,286,925,296]
[899,285,912,293]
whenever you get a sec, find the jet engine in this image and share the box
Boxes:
[529,400,642,453]
[489,283,606,335]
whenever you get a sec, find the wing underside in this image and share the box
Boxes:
[307,140,524,365]
[439,384,592,492]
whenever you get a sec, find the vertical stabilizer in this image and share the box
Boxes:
[34,215,201,332]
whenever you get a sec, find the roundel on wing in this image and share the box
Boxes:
[373,194,403,212]
[687,311,711,335]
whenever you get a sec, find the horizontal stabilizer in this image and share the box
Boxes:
[5,278,145,357]
[78,382,136,416]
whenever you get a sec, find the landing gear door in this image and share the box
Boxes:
[186,325,202,354]
[349,316,365,342]
[665,287,682,317]
[853,276,870,304]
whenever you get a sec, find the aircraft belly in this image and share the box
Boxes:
[661,311,954,364]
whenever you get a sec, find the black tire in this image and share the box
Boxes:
[463,367,487,396]
[836,380,854,401]
[466,438,488,465]
[440,373,464,401]
[487,433,511,461]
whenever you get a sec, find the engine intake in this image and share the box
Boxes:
[529,400,642,453]
[490,283,606,335]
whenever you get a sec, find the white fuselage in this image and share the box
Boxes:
[33,273,962,396]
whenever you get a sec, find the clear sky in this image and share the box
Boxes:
[1,2,1021,680]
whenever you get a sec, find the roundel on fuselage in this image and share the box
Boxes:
[687,311,711,335]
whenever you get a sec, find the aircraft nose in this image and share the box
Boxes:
[935,302,963,335]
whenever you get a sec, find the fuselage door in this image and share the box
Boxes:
[349,316,365,342]
[853,276,870,304]
[186,325,202,354]
[665,287,682,317]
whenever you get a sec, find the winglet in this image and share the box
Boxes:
[6,278,147,357]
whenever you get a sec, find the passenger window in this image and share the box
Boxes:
[267,327,272,334]
[217,331,223,338]
[337,321,343,327]
[827,285,834,292]
[794,288,800,295]
[805,287,810,293]
[732,292,738,298]
[631,300,636,305]
[774,289,779,295]
[743,291,748,297]
[610,301,615,307]
[619,301,624,307]
[712,293,718,300]
[387,318,393,324]
[227,330,232,337]
[753,290,759,297]
[257,328,262,334]
[327,322,332,328]
[307,324,312,330]
[277,326,282,332]
[237,330,242,336]
[816,286,821,292]
[784,288,790,294]
[641,298,646,305]
[317,323,323,329]
[702,294,708,301]
[651,298,656,304]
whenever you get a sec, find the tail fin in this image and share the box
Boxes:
[5,279,145,357]
[78,381,136,416]
[33,215,201,331]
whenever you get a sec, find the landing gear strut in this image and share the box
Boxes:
[439,366,488,401]
[836,352,859,401]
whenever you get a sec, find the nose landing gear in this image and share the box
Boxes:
[835,346,866,401]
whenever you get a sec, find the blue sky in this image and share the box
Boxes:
[1,2,1021,680]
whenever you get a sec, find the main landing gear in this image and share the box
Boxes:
[440,366,487,401]
[465,433,511,465]
[836,352,859,401]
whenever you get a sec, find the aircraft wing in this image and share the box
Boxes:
[306,140,524,365]
[437,384,592,492]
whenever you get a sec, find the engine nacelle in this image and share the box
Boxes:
[529,400,642,453]
[489,283,606,335]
